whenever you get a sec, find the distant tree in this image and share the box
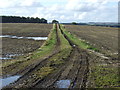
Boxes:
[72,22,77,25]
[41,18,47,23]
[1,16,47,23]
[52,20,59,24]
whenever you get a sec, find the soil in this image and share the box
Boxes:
[2,24,91,89]
[2,38,44,57]
[65,25,118,59]
[2,23,51,37]
[2,23,51,58]
[1,24,119,89]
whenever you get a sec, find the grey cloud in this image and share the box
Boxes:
[20,2,43,7]
[72,3,99,12]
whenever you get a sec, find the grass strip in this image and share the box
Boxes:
[34,24,72,79]
[60,24,99,51]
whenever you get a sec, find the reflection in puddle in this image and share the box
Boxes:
[56,80,71,88]
[0,54,24,60]
[0,57,12,60]
[5,54,23,57]
[0,35,48,40]
[0,75,20,89]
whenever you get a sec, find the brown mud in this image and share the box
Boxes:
[2,24,119,89]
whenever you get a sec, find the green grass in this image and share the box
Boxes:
[60,24,99,51]
[58,25,71,50]
[89,65,120,88]
[31,24,57,59]
[35,66,54,78]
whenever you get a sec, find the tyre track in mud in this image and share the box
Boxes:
[33,48,74,88]
[3,24,89,89]
[3,24,62,88]
[28,24,74,88]
[33,24,89,88]
[15,23,61,76]
[53,24,89,88]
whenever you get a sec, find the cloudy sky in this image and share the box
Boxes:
[0,0,119,22]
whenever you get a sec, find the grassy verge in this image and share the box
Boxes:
[60,24,99,51]
[30,24,57,59]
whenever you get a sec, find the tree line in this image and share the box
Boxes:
[1,16,47,23]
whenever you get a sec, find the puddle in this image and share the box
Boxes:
[0,57,12,60]
[0,54,24,60]
[5,54,23,58]
[0,75,20,89]
[0,35,48,40]
[56,80,71,88]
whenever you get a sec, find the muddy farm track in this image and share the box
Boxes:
[33,25,89,88]
[2,24,119,89]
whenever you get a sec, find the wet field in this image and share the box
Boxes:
[1,23,51,59]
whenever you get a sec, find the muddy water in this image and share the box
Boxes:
[0,35,48,40]
[0,75,20,89]
[55,80,71,88]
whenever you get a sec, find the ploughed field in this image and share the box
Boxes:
[2,23,51,58]
[66,25,118,59]
[1,23,119,89]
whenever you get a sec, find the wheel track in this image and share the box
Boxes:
[33,49,74,88]
[3,24,62,88]
[53,24,89,88]
[33,24,89,89]
[3,24,89,89]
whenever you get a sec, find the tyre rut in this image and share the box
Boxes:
[3,24,89,89]
[34,24,89,88]
[3,24,62,88]
[51,24,89,88]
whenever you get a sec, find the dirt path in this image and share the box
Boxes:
[2,24,119,89]
[3,24,90,89]
[32,24,90,88]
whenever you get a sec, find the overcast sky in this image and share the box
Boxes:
[0,0,119,23]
